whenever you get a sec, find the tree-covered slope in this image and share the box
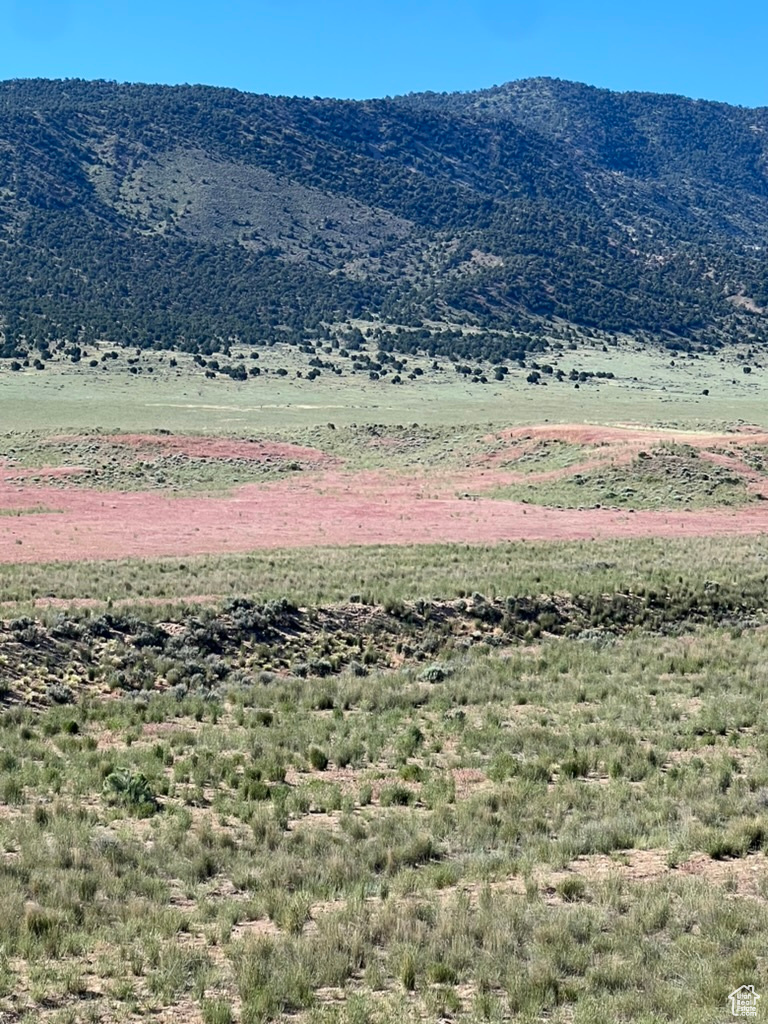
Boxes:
[0,76,767,356]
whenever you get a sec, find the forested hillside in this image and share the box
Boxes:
[0,76,767,358]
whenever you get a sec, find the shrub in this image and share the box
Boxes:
[706,821,767,859]
[418,663,453,683]
[427,962,459,984]
[2,776,23,805]
[560,752,592,779]
[103,767,158,815]
[398,949,417,991]
[379,784,414,807]
[47,682,75,705]
[242,779,271,801]
[488,753,520,782]
[556,876,588,902]
[25,904,64,939]
[396,725,424,761]
[308,747,329,771]
[262,755,286,783]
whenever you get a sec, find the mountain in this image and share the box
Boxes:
[0,76,767,360]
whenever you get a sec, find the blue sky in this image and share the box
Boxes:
[0,0,766,107]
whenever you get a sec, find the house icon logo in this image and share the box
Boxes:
[729,985,761,1018]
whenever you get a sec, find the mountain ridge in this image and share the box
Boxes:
[0,76,766,359]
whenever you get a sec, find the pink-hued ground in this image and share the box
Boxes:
[47,434,338,465]
[3,425,768,563]
[495,424,768,446]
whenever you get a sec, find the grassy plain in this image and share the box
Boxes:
[3,573,768,1023]
[3,339,768,1022]
[1,336,767,434]
[3,340,768,514]
[2,533,768,617]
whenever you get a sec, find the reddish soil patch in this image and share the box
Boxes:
[4,466,768,563]
[3,465,87,480]
[5,425,768,563]
[49,433,336,465]
[484,424,768,474]
[477,423,768,490]
[699,450,768,497]
[498,424,768,447]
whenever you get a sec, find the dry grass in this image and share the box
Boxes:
[2,586,768,1021]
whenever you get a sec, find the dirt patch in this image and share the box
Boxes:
[545,849,768,899]
[728,293,766,314]
[6,425,768,562]
[498,424,768,447]
[285,766,367,793]
[451,767,491,799]
[49,433,337,466]
[5,465,768,563]
[481,424,768,480]
[230,916,281,941]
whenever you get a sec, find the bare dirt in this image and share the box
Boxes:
[48,433,337,465]
[482,424,768,490]
[5,424,768,563]
[497,424,768,446]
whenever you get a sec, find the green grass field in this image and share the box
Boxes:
[1,337,767,433]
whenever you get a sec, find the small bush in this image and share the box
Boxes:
[25,904,64,939]
[488,753,520,782]
[2,776,23,805]
[560,752,592,779]
[201,1000,233,1024]
[379,784,414,807]
[308,747,329,771]
[556,876,588,902]
[103,767,158,815]
[47,682,75,705]
[427,962,458,984]
[707,821,767,859]
[242,779,271,801]
[399,949,417,991]
[418,663,453,683]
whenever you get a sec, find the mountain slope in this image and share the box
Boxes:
[0,77,767,357]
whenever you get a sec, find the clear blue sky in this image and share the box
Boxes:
[1,0,766,107]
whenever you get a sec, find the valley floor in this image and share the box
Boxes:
[3,349,768,1022]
